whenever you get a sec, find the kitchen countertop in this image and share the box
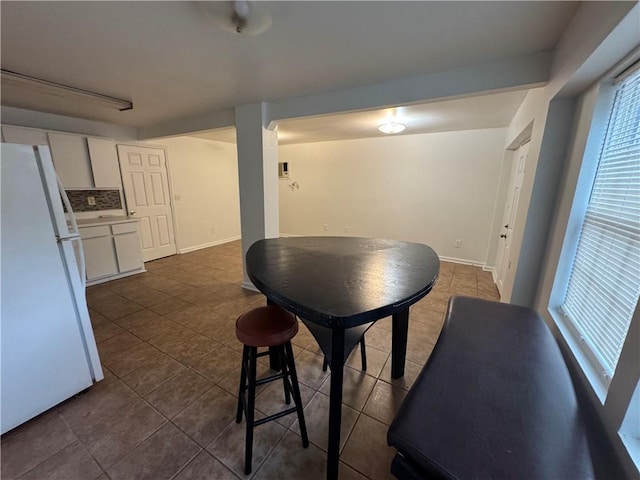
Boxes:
[74,216,139,227]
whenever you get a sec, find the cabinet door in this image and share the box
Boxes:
[82,236,118,280]
[2,126,49,145]
[87,137,122,188]
[114,232,143,273]
[48,133,93,188]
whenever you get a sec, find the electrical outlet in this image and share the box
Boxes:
[87,196,96,206]
[344,226,349,233]
[211,227,216,234]
[454,239,462,248]
[323,224,328,232]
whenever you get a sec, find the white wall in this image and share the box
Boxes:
[147,136,241,253]
[496,3,639,475]
[503,1,637,307]
[279,127,507,265]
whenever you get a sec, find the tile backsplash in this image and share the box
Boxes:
[66,189,122,212]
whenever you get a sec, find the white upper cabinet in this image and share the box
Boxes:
[2,126,49,146]
[87,137,122,188]
[47,132,94,189]
[3,126,124,190]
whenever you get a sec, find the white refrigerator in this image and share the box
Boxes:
[1,143,103,434]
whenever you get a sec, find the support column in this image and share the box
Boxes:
[235,103,279,290]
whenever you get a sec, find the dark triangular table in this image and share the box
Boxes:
[246,236,440,480]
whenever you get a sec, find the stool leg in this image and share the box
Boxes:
[236,345,249,423]
[279,346,291,405]
[245,346,257,475]
[360,336,367,372]
[322,356,329,372]
[284,341,309,448]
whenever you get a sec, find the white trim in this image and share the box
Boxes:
[160,145,181,253]
[438,255,484,267]
[242,280,259,292]
[281,236,488,267]
[178,236,242,254]
[484,265,498,284]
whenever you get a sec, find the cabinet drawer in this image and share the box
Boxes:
[111,222,138,235]
[79,225,111,239]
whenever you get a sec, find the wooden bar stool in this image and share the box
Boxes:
[235,305,309,474]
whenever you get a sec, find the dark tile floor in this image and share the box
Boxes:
[1,240,499,480]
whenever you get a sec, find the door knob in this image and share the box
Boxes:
[129,210,136,216]
[499,234,507,239]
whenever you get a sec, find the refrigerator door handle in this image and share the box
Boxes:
[71,236,86,289]
[58,176,79,237]
[57,177,86,288]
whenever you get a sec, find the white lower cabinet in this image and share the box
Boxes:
[83,234,119,280]
[79,220,144,284]
[114,233,142,272]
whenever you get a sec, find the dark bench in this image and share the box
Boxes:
[387,296,595,480]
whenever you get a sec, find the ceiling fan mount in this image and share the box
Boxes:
[200,1,273,36]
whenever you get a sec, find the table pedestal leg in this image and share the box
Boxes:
[327,327,345,480]
[391,308,409,379]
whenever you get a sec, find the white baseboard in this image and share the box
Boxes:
[484,266,498,283]
[438,255,485,267]
[179,236,241,254]
[277,241,490,270]
[242,280,259,292]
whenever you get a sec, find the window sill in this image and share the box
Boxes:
[619,433,640,474]
[548,306,607,404]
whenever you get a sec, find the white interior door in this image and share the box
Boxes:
[117,145,177,262]
[495,141,529,297]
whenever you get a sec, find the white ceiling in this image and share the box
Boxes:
[191,89,529,144]
[1,1,580,138]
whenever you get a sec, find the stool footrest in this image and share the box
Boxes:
[255,372,287,386]
[254,406,298,426]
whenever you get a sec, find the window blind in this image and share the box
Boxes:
[561,68,640,382]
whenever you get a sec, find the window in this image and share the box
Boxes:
[560,67,640,386]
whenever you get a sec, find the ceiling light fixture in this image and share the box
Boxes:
[378,121,406,134]
[1,69,133,111]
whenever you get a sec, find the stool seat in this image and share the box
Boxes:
[236,305,298,347]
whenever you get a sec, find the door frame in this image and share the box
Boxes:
[489,123,533,299]
[495,140,529,296]
[116,142,181,256]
